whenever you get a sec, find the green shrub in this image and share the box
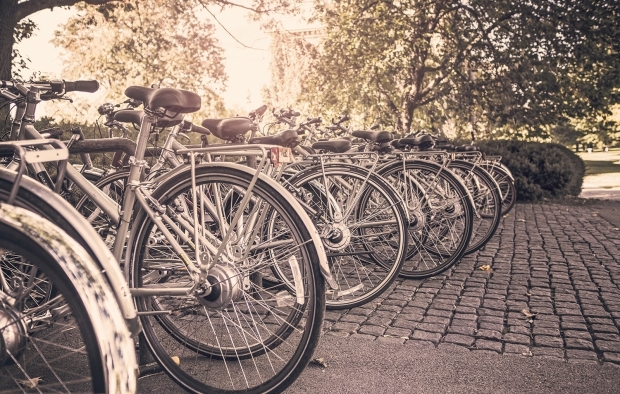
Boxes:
[475,140,585,202]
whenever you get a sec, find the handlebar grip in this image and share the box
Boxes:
[64,80,100,93]
[291,111,300,117]
[191,124,211,135]
[339,115,350,123]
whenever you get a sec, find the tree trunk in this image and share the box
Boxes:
[0,0,19,80]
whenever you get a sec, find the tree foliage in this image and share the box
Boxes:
[50,0,228,120]
[268,0,620,139]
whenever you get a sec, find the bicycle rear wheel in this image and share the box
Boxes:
[447,161,502,254]
[286,163,408,309]
[379,159,474,279]
[127,163,325,394]
[0,204,136,393]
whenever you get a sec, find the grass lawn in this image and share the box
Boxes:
[577,148,620,199]
[577,148,620,176]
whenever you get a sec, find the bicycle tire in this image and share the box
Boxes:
[0,204,137,393]
[481,163,516,215]
[378,159,474,279]
[285,163,408,309]
[127,163,325,394]
[447,161,502,254]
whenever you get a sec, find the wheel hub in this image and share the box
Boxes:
[321,222,351,251]
[196,265,244,311]
[0,304,27,367]
[440,201,463,219]
[408,209,426,231]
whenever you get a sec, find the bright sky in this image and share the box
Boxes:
[15,5,275,114]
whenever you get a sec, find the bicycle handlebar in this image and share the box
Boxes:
[0,79,99,94]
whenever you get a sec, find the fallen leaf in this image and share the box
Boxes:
[311,358,328,368]
[522,349,533,357]
[525,292,532,297]
[521,309,538,319]
[17,377,42,389]
[478,265,491,271]
[516,219,526,222]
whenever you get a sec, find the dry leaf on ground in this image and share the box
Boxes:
[17,378,42,389]
[521,309,538,319]
[311,358,328,368]
[478,265,491,271]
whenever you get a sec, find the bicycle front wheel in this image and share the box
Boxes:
[0,204,137,393]
[127,163,325,394]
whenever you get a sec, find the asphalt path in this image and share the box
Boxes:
[137,334,620,393]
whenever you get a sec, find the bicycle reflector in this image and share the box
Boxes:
[270,147,293,166]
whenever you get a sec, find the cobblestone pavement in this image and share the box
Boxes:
[322,202,620,364]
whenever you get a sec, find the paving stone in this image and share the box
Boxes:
[372,310,398,319]
[426,308,453,318]
[348,307,375,317]
[453,313,477,322]
[365,316,393,327]
[415,323,447,333]
[377,304,403,312]
[564,331,592,340]
[504,343,531,355]
[393,313,423,323]
[595,340,620,353]
[503,333,531,345]
[561,322,589,331]
[603,352,620,364]
[411,330,442,343]
[534,335,564,348]
[476,329,502,341]
[565,338,595,350]
[591,324,619,334]
[401,306,426,316]
[474,339,503,353]
[376,336,407,344]
[382,299,408,308]
[531,347,565,360]
[332,322,360,333]
[507,325,530,336]
[384,327,412,338]
[349,333,376,340]
[442,334,475,347]
[447,325,475,336]
[358,325,386,336]
[422,316,451,325]
[324,311,344,321]
[593,333,620,341]
[532,326,561,336]
[325,330,350,338]
[339,314,368,324]
[391,319,417,330]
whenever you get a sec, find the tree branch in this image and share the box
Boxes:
[16,0,113,20]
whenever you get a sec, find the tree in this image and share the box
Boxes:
[270,0,620,137]
[0,0,115,80]
[50,0,228,120]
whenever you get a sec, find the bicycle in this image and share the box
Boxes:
[3,80,331,393]
[0,139,137,393]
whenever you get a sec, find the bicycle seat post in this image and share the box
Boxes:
[111,110,156,261]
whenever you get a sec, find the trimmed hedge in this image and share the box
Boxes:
[475,140,585,202]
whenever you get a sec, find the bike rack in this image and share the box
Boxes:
[0,139,69,204]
